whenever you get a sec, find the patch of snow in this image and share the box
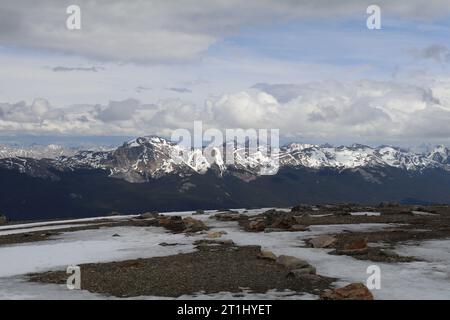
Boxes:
[0,226,200,278]
[0,223,106,236]
[0,277,108,300]
[411,211,437,216]
[0,215,137,231]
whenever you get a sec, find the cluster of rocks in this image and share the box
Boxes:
[307,233,414,262]
[210,211,246,221]
[258,235,374,300]
[307,233,369,255]
[135,212,208,234]
[291,203,381,216]
[241,210,309,233]
[256,249,337,292]
[291,204,354,215]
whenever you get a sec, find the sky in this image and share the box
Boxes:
[1,0,450,147]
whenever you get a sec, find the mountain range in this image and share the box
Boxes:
[1,136,449,220]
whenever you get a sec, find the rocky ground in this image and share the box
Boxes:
[1,204,450,300]
[234,204,450,262]
[29,242,334,298]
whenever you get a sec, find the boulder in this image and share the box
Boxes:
[309,235,337,248]
[207,231,227,239]
[158,216,186,233]
[193,209,205,215]
[139,212,160,219]
[380,249,399,258]
[248,219,266,232]
[183,217,208,233]
[257,250,277,261]
[341,238,369,254]
[293,274,329,286]
[276,255,310,269]
[267,215,295,229]
[287,266,316,277]
[221,239,235,245]
[321,283,374,300]
[159,242,181,246]
[213,212,243,221]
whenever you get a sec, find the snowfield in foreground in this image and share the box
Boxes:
[0,209,449,300]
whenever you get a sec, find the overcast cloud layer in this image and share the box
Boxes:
[1,0,450,63]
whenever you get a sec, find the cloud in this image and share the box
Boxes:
[0,99,51,123]
[96,99,141,122]
[52,66,105,72]
[1,1,450,63]
[166,87,192,94]
[206,80,450,144]
[135,86,152,93]
[411,44,450,62]
[1,80,450,145]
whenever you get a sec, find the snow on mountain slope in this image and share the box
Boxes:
[0,144,76,159]
[0,136,449,182]
[428,145,450,165]
[279,143,441,171]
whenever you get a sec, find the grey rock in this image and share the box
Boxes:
[309,235,337,248]
[288,266,317,277]
[276,255,310,269]
[139,212,159,219]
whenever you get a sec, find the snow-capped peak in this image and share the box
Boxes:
[1,137,449,182]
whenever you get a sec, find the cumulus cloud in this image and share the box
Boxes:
[1,1,450,63]
[1,80,450,145]
[238,81,446,142]
[97,99,141,122]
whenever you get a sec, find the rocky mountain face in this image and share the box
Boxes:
[0,136,449,220]
[1,136,449,182]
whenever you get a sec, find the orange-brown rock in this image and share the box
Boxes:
[321,283,374,300]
